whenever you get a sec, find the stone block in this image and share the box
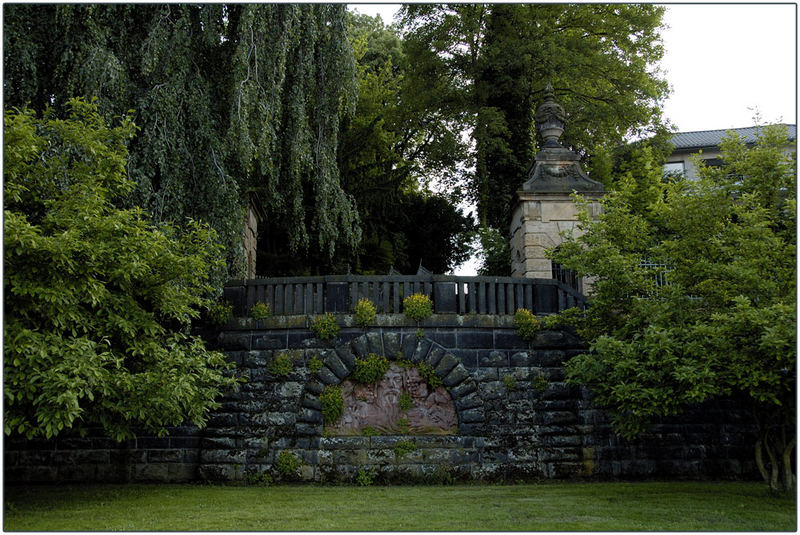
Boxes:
[252,335,284,350]
[322,351,349,380]
[459,408,485,424]
[334,345,357,369]
[147,449,184,463]
[200,449,246,464]
[510,351,532,367]
[351,335,369,356]
[435,353,459,377]
[455,392,482,411]
[426,330,455,348]
[480,350,507,367]
[456,330,494,349]
[301,394,322,411]
[449,379,477,399]
[315,366,339,385]
[494,331,525,350]
[297,408,323,425]
[424,347,445,369]
[366,331,384,355]
[383,332,401,358]
[400,333,418,360]
[410,338,432,363]
[305,379,325,395]
[442,365,470,388]
[218,332,250,351]
[296,423,322,436]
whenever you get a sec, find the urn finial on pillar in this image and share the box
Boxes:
[534,83,567,148]
[509,87,605,284]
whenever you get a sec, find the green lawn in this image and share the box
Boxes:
[3,481,795,531]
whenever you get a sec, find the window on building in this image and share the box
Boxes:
[662,161,685,178]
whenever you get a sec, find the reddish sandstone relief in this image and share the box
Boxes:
[326,364,457,435]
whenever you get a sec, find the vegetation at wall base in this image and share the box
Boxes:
[4,100,240,442]
[551,124,796,493]
[3,483,795,531]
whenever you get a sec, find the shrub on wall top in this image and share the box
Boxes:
[353,298,377,329]
[403,293,433,322]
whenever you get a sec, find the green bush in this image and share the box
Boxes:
[416,362,442,388]
[310,312,340,341]
[397,418,410,434]
[531,372,549,393]
[320,385,344,425]
[250,302,271,320]
[393,439,417,458]
[275,451,301,476]
[503,375,517,391]
[361,426,379,437]
[353,353,390,384]
[355,467,375,486]
[514,308,541,341]
[268,353,293,377]
[398,393,414,413]
[3,100,239,441]
[403,293,433,322]
[207,301,233,327]
[353,298,377,329]
[308,354,323,373]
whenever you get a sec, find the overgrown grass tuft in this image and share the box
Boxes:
[3,481,795,531]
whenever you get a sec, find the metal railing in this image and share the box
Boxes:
[223,275,586,317]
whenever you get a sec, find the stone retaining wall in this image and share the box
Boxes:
[4,316,759,484]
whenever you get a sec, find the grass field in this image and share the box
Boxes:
[3,481,795,531]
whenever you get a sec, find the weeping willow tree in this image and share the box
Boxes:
[4,4,360,279]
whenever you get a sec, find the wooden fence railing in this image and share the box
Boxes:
[223,275,586,317]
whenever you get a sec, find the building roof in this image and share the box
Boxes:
[671,124,796,151]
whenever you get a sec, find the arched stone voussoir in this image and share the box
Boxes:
[435,353,460,378]
[442,363,471,389]
[365,331,383,355]
[350,334,369,357]
[321,349,349,380]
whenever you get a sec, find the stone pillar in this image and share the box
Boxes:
[510,84,604,280]
[243,193,265,279]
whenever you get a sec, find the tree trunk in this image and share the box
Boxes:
[782,438,796,493]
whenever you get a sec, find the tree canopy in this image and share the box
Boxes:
[400,4,669,273]
[551,125,796,492]
[4,4,360,278]
[4,99,240,441]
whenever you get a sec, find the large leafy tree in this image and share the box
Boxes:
[4,100,240,441]
[400,4,669,272]
[328,12,473,275]
[4,4,359,278]
[552,125,796,492]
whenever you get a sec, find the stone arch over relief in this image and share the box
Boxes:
[296,332,486,436]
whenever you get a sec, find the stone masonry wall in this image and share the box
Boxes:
[5,315,759,484]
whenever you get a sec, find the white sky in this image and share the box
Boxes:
[347,3,797,132]
[346,3,797,275]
